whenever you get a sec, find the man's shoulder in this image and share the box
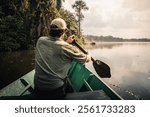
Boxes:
[38,36,50,40]
[62,43,79,53]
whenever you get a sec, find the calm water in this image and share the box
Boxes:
[0,42,150,100]
[86,42,150,100]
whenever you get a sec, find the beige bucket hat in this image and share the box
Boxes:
[51,18,67,30]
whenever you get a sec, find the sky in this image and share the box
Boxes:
[63,0,150,39]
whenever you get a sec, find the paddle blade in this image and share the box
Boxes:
[93,60,111,78]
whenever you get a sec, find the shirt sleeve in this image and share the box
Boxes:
[62,44,87,64]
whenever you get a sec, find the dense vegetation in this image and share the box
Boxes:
[0,0,79,51]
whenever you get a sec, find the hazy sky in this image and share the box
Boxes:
[63,0,150,39]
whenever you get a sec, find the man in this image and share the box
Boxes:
[34,18,91,99]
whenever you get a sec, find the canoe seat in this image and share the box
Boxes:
[65,90,111,100]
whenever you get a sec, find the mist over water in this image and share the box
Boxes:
[86,42,150,99]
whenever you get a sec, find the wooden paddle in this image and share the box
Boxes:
[72,40,111,78]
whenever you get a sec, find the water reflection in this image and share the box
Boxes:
[86,42,124,49]
[87,42,150,50]
[86,42,150,100]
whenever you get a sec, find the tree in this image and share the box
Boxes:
[4,0,60,44]
[55,0,79,36]
[0,0,28,51]
[72,0,88,38]
[59,8,78,36]
[25,0,60,45]
[0,0,81,51]
[55,0,65,11]
[0,0,61,51]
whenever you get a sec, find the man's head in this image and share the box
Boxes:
[51,18,67,30]
[49,18,67,37]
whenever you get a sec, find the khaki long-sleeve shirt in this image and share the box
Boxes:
[34,36,87,90]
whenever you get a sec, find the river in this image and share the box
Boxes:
[86,42,150,100]
[0,42,150,100]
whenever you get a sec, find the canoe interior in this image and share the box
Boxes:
[0,61,122,100]
[0,70,35,96]
[68,61,122,100]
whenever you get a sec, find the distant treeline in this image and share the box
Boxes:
[85,35,150,42]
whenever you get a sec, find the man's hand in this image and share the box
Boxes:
[86,51,92,62]
[66,35,75,44]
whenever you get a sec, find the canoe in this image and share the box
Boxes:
[0,61,123,100]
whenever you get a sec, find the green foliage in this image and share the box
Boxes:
[59,8,78,36]
[0,0,82,51]
[0,0,60,51]
[0,16,27,51]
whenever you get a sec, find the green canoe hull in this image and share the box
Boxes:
[0,61,123,100]
[68,61,122,99]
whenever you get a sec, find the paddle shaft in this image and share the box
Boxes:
[72,39,111,78]
[72,40,95,62]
